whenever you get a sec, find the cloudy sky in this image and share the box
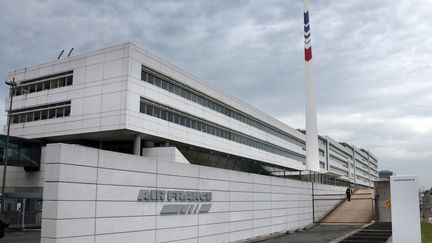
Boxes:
[0,0,431,188]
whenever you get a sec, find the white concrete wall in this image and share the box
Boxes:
[41,143,345,243]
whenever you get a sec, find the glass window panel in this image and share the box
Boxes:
[168,112,174,122]
[19,114,26,123]
[64,106,71,116]
[15,87,22,96]
[153,107,160,118]
[141,71,147,81]
[29,84,36,93]
[36,83,43,91]
[26,112,33,122]
[66,76,73,86]
[185,118,190,127]
[174,114,180,124]
[185,91,191,100]
[168,83,174,92]
[146,105,153,116]
[41,110,48,120]
[56,108,64,118]
[174,86,181,95]
[180,116,185,126]
[161,110,167,120]
[148,74,155,84]
[48,108,56,119]
[58,77,66,87]
[161,80,168,90]
[155,78,161,87]
[43,81,51,90]
[140,102,146,113]
[33,111,41,121]
[12,115,19,124]
[51,79,58,88]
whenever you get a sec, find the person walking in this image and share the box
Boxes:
[346,187,353,202]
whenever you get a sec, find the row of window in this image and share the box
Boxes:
[140,98,305,162]
[10,101,71,124]
[141,67,304,147]
[11,71,73,96]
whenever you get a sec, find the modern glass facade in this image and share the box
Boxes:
[0,135,42,170]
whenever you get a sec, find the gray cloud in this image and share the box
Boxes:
[0,0,431,188]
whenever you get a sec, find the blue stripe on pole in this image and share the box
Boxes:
[304,33,310,39]
[304,24,310,33]
[304,11,309,25]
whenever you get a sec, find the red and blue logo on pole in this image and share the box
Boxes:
[304,10,312,62]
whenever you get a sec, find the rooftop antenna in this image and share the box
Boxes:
[57,50,65,60]
[67,48,74,57]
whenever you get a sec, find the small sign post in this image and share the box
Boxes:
[385,200,391,208]
[390,175,421,243]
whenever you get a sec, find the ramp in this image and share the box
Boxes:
[318,188,375,224]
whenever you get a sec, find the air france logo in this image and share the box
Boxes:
[137,189,212,215]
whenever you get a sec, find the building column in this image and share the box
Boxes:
[133,134,141,156]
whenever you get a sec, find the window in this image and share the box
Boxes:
[19,114,26,123]
[56,108,64,118]
[58,77,66,87]
[26,113,33,122]
[51,79,58,89]
[10,101,71,124]
[43,81,51,90]
[34,111,41,121]
[64,106,70,116]
[36,83,43,92]
[155,77,161,87]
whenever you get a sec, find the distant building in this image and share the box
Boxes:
[379,170,394,181]
[421,189,432,222]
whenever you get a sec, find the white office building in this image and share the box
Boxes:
[1,43,378,242]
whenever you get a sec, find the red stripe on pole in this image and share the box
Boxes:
[305,47,312,62]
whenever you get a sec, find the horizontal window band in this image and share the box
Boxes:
[10,101,71,115]
[140,98,305,162]
[19,70,73,85]
[141,65,305,148]
[11,71,73,97]
[9,101,71,124]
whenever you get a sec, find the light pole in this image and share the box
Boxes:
[1,77,17,213]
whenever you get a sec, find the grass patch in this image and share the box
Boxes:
[423,222,432,243]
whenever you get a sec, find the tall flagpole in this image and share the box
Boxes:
[304,0,320,172]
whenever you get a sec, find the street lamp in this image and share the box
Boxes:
[1,77,17,213]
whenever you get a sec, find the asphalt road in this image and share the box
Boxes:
[1,230,40,243]
[0,225,361,243]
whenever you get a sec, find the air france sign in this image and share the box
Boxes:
[137,189,212,215]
